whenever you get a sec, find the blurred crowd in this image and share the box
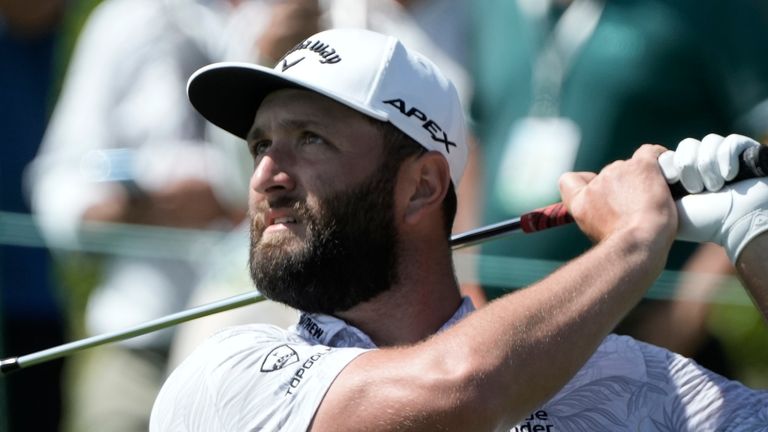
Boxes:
[1,0,768,430]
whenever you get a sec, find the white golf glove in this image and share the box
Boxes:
[657,133,768,263]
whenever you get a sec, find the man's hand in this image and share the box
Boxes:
[658,134,768,262]
[675,178,768,263]
[559,145,677,247]
[658,133,760,193]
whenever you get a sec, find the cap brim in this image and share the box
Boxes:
[187,62,389,139]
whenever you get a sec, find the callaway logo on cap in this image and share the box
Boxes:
[186,28,468,185]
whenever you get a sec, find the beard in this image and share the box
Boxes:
[249,167,400,315]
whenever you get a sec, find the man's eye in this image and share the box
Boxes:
[300,132,325,146]
[251,140,271,155]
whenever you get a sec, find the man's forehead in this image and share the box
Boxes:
[247,118,326,142]
[249,89,375,136]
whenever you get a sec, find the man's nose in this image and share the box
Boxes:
[250,148,296,195]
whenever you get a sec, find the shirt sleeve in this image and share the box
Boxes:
[150,324,371,432]
[511,334,768,431]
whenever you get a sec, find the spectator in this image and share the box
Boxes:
[466,0,768,374]
[25,0,288,430]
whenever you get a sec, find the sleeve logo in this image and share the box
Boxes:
[261,345,300,372]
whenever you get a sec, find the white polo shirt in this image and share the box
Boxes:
[151,298,768,431]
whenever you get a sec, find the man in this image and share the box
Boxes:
[151,28,768,430]
[167,0,478,366]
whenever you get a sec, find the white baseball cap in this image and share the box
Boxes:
[187,28,468,185]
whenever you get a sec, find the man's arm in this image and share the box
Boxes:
[664,134,768,320]
[311,145,676,431]
[736,231,768,318]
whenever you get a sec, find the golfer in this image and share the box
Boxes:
[151,29,768,431]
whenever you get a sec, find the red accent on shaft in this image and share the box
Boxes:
[520,203,574,233]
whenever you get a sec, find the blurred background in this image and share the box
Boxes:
[1,0,767,430]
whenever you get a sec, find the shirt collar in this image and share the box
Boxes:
[292,297,476,349]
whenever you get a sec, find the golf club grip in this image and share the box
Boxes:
[520,145,768,234]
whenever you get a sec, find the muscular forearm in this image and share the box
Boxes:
[315,228,669,431]
[735,231,768,319]
[446,227,669,426]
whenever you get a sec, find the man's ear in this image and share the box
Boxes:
[403,152,450,225]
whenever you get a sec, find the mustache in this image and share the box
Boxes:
[249,195,316,231]
[254,195,300,213]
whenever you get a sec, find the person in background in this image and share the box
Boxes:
[0,0,68,430]
[25,0,292,430]
[465,0,768,376]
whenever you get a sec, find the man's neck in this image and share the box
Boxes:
[337,248,462,347]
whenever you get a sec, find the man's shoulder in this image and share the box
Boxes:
[187,323,307,369]
[152,323,371,431]
[208,322,299,344]
[151,324,305,429]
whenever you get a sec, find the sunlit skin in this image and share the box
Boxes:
[247,89,387,251]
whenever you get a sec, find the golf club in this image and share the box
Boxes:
[2,144,767,376]
[0,205,551,376]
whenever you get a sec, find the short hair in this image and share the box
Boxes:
[370,119,458,237]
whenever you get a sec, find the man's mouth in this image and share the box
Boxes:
[262,209,302,235]
[255,201,307,239]
[272,216,297,225]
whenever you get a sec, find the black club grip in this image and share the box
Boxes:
[520,145,768,234]
[668,144,768,199]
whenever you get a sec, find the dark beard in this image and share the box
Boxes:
[249,166,400,314]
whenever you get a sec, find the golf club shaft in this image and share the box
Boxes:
[0,291,266,375]
[0,212,544,376]
[454,144,768,248]
[450,203,571,249]
[3,145,766,375]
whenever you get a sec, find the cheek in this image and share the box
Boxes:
[301,194,325,220]
[302,172,334,200]
[247,189,261,213]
